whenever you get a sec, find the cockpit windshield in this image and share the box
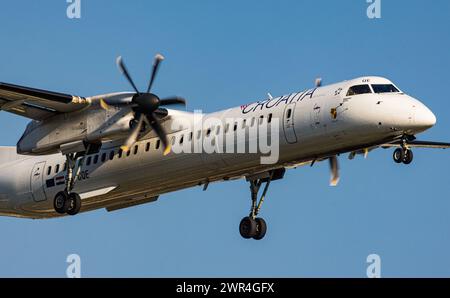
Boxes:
[346,84,372,96]
[371,84,400,93]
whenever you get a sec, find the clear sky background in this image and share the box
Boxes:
[0,0,449,277]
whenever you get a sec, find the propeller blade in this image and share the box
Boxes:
[147,112,171,156]
[121,114,145,152]
[329,155,340,186]
[116,56,140,94]
[159,96,186,107]
[147,53,165,93]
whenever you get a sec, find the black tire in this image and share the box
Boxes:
[54,191,70,214]
[67,193,82,216]
[393,148,404,163]
[253,218,267,240]
[403,149,414,165]
[239,216,257,239]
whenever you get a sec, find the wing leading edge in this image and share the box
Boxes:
[0,82,90,120]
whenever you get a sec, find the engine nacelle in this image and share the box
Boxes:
[17,107,134,155]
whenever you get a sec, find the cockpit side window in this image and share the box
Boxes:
[371,84,400,93]
[346,84,372,96]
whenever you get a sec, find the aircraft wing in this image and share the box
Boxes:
[382,140,450,149]
[0,82,90,120]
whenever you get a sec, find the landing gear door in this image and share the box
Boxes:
[30,162,47,202]
[283,102,298,144]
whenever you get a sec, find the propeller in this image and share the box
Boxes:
[104,54,187,155]
[329,155,340,186]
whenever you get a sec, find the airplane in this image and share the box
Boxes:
[0,54,449,240]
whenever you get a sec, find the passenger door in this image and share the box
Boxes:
[283,102,298,143]
[30,162,47,202]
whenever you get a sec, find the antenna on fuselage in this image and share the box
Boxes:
[315,78,322,87]
[267,93,273,99]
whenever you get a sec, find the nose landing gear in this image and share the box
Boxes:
[393,148,414,164]
[393,137,414,165]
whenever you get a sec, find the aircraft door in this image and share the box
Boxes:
[283,102,298,143]
[30,162,47,202]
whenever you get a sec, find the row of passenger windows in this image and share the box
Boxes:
[46,113,274,176]
[346,84,400,96]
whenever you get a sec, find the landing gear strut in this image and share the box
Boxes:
[239,172,273,240]
[53,147,90,216]
[393,138,414,164]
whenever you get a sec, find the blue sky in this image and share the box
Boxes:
[0,0,450,277]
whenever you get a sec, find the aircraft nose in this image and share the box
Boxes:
[415,104,436,129]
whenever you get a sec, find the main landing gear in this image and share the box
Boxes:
[53,149,89,216]
[239,171,276,240]
[393,138,414,165]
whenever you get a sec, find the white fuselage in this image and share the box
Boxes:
[0,76,436,218]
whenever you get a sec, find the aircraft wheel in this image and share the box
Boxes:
[252,218,267,240]
[393,148,404,163]
[239,216,257,239]
[54,191,70,214]
[403,149,414,165]
[66,193,82,216]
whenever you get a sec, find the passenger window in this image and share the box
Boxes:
[145,142,150,152]
[225,123,230,133]
[242,119,246,128]
[259,115,264,125]
[251,117,255,127]
[55,164,60,173]
[118,149,123,158]
[156,139,161,149]
[133,145,138,155]
[189,132,193,141]
[346,84,372,96]
[93,155,99,164]
[109,151,114,160]
[47,166,52,176]
[86,156,92,166]
[101,153,106,162]
[233,123,237,131]
[268,113,273,123]
[180,135,184,144]
[287,109,292,119]
[126,150,131,157]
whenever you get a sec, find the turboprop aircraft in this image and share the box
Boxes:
[0,54,449,240]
